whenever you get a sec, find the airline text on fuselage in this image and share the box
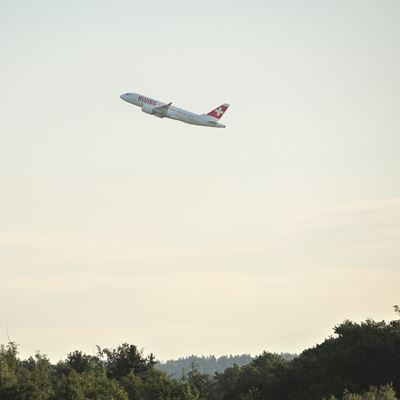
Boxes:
[139,96,157,106]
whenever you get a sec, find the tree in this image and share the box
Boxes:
[213,364,241,400]
[325,385,398,400]
[119,371,144,400]
[182,364,213,400]
[19,353,53,399]
[63,350,100,374]
[0,342,19,399]
[283,318,400,399]
[142,369,198,400]
[98,344,155,380]
[52,369,128,400]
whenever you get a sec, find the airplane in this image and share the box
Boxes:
[120,92,229,128]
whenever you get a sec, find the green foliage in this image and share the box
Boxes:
[156,355,254,378]
[119,371,144,400]
[98,343,156,380]
[0,342,20,399]
[0,308,399,399]
[65,350,101,373]
[19,353,53,399]
[142,369,197,400]
[183,367,214,400]
[213,363,241,400]
[156,354,296,378]
[0,343,53,400]
[212,352,289,400]
[53,369,128,399]
[282,317,400,399]
[325,384,398,400]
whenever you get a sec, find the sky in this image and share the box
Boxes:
[1,0,399,362]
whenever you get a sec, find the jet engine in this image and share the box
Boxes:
[142,104,156,115]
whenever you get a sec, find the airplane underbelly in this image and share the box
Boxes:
[166,110,177,119]
[166,109,205,126]
[183,114,202,125]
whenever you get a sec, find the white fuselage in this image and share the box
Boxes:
[120,92,226,128]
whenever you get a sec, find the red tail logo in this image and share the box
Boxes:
[207,103,229,120]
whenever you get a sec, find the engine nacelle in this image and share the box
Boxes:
[142,104,156,115]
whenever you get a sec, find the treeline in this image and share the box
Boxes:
[1,310,399,399]
[155,353,296,377]
[156,355,253,377]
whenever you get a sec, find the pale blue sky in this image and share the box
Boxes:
[1,0,399,361]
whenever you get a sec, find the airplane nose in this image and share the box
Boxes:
[120,93,131,102]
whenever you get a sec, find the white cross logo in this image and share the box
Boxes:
[214,107,223,117]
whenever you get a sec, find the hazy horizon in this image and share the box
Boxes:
[1,0,399,362]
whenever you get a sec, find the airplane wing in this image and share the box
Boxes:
[154,102,172,117]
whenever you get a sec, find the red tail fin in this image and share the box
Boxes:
[207,103,229,120]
